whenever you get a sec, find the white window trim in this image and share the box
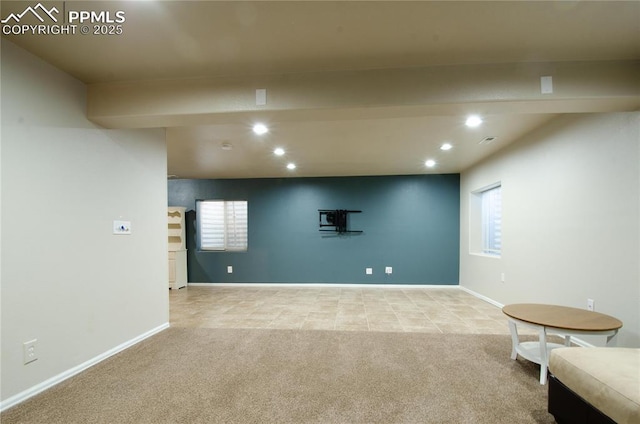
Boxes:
[469,182,502,258]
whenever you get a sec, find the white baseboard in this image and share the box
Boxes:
[0,322,170,412]
[559,337,595,348]
[458,286,505,308]
[459,286,596,348]
[187,282,461,289]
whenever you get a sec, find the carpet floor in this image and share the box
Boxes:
[1,328,556,423]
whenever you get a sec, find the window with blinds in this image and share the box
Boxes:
[481,185,502,255]
[197,200,248,251]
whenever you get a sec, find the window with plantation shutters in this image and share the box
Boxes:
[197,200,248,251]
[469,182,502,257]
[481,185,501,255]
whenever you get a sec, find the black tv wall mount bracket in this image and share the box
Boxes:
[318,209,362,234]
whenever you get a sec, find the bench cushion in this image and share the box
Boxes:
[549,347,640,424]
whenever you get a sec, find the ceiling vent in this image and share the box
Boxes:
[479,136,497,145]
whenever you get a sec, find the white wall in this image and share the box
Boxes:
[460,112,640,347]
[0,40,169,404]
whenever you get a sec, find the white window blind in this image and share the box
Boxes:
[198,200,248,251]
[224,201,248,251]
[481,185,502,255]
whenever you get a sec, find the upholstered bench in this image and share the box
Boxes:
[548,347,640,424]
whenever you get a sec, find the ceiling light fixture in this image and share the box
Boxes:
[252,123,269,135]
[465,115,483,128]
[274,147,285,156]
[287,163,296,170]
[440,143,453,151]
[425,159,436,168]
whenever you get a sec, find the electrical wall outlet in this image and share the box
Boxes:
[385,267,393,274]
[587,298,595,311]
[227,266,233,274]
[23,339,38,364]
[365,268,373,275]
[501,273,505,283]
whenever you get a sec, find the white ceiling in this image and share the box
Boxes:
[2,1,639,179]
[166,113,558,178]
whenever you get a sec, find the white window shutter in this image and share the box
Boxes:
[225,201,248,251]
[198,200,248,251]
[482,186,502,255]
[199,200,226,250]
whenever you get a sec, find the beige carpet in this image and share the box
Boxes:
[1,328,555,423]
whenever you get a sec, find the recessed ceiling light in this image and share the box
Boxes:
[252,123,269,135]
[440,143,453,151]
[286,163,296,170]
[465,115,483,128]
[425,159,436,168]
[274,147,285,156]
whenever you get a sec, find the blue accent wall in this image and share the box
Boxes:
[168,174,460,285]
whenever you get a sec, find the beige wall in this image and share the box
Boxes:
[0,40,169,404]
[1,35,638,407]
[460,112,640,347]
